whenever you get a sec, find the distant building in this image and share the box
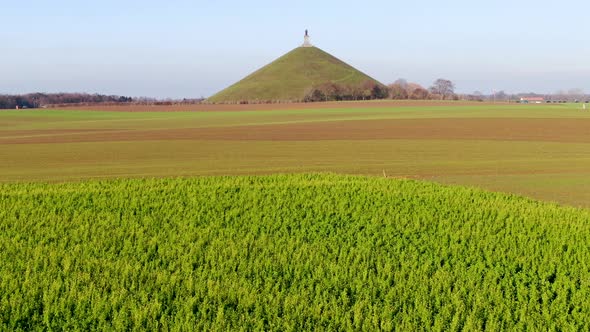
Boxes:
[520,97,544,104]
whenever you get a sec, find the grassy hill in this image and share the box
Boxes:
[208,47,383,103]
[2,174,590,330]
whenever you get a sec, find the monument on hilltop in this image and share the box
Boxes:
[208,30,385,103]
[302,29,312,47]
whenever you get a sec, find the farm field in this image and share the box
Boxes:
[3,174,590,330]
[1,101,590,207]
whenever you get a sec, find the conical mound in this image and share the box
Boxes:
[208,46,383,103]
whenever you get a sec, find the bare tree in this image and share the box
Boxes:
[406,83,423,96]
[393,78,408,89]
[410,87,429,100]
[387,83,409,99]
[429,79,455,100]
[361,81,376,100]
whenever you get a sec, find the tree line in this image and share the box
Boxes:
[0,93,133,109]
[303,78,459,102]
[389,80,589,102]
[0,93,204,109]
[303,81,389,102]
[388,78,458,100]
[4,85,587,108]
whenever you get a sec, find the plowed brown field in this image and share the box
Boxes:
[2,102,590,207]
[2,118,589,144]
[55,100,499,112]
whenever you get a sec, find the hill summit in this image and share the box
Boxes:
[208,32,385,103]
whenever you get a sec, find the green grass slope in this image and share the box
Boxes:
[208,47,382,103]
[2,174,590,330]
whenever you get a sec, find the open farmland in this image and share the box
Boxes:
[1,101,590,206]
[2,174,590,330]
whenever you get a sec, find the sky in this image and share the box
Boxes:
[2,0,590,98]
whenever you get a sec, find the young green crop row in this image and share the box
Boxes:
[1,174,590,330]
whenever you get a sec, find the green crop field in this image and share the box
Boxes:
[2,174,590,330]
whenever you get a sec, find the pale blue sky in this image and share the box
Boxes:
[2,0,590,98]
